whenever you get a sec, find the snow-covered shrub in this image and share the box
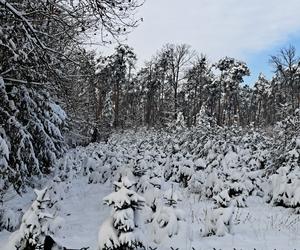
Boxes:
[225,172,248,208]
[194,157,207,171]
[98,177,145,250]
[267,137,300,213]
[203,171,223,198]
[178,158,194,188]
[188,133,268,206]
[196,106,213,129]
[188,171,205,195]
[213,190,231,208]
[88,163,111,184]
[13,188,54,250]
[82,155,102,176]
[0,208,22,232]
[202,206,234,237]
[0,133,10,191]
[89,171,105,184]
[113,165,136,184]
[268,166,300,212]
[0,77,66,191]
[143,188,162,216]
[244,170,264,197]
[133,159,148,177]
[149,187,185,244]
[164,153,184,182]
[47,176,69,211]
[136,174,161,193]
[163,187,182,207]
[167,112,186,132]
[138,172,163,224]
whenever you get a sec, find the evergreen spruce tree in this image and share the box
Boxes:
[0,129,9,192]
[98,177,145,250]
[150,187,184,243]
[0,77,66,191]
[202,190,234,237]
[15,188,53,250]
[99,90,115,141]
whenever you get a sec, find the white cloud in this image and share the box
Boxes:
[121,0,300,63]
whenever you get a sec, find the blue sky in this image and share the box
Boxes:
[99,0,300,86]
[243,34,300,85]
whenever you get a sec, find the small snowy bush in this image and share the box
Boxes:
[14,188,54,250]
[0,208,21,232]
[149,187,185,244]
[202,206,234,237]
[268,166,300,213]
[98,177,145,250]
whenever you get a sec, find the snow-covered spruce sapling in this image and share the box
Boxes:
[272,138,300,211]
[0,207,21,232]
[178,158,194,188]
[136,168,162,194]
[203,170,223,199]
[88,166,110,184]
[47,176,68,211]
[213,189,231,208]
[202,190,234,237]
[188,171,205,196]
[225,171,248,208]
[0,132,10,191]
[164,153,183,182]
[268,164,300,213]
[133,159,148,177]
[163,186,182,207]
[196,105,214,130]
[202,205,234,237]
[167,112,186,132]
[150,186,185,243]
[15,188,54,250]
[98,177,145,250]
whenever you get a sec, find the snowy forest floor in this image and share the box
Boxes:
[1,130,300,250]
[1,179,300,250]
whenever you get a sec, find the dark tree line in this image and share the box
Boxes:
[74,44,299,137]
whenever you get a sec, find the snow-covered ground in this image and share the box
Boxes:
[2,180,300,250]
[1,131,300,250]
